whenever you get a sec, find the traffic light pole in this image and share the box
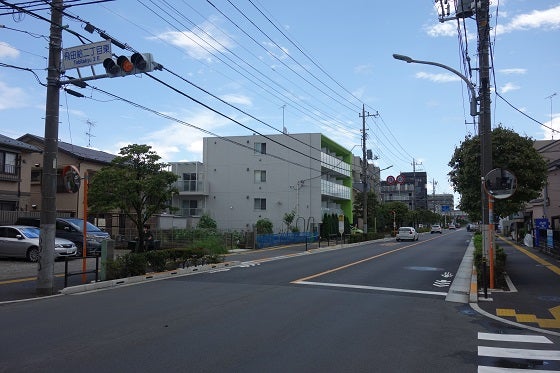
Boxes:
[37,0,63,296]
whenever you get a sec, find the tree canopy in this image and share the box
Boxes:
[448,127,547,221]
[88,144,178,249]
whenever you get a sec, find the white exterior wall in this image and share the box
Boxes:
[203,133,324,233]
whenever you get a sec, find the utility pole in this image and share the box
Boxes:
[37,0,63,296]
[411,159,422,211]
[431,179,438,213]
[477,0,494,290]
[359,104,376,234]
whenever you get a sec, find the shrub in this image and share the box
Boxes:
[256,218,273,234]
[146,250,167,272]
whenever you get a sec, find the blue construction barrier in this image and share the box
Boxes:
[256,232,319,249]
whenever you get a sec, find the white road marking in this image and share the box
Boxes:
[478,346,560,360]
[294,280,447,296]
[478,332,552,344]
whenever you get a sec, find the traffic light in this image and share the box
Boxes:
[103,52,154,77]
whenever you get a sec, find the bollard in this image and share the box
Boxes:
[100,239,115,281]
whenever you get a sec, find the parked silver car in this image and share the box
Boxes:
[0,226,77,262]
[396,227,419,241]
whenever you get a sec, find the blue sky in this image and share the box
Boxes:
[1,1,559,207]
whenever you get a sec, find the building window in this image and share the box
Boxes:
[0,151,16,175]
[31,170,41,184]
[183,173,197,191]
[254,142,266,154]
[182,199,198,216]
[254,198,266,210]
[254,170,266,183]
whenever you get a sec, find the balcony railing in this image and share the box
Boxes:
[321,179,351,200]
[174,180,209,195]
[321,152,350,177]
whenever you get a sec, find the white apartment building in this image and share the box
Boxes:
[170,133,354,233]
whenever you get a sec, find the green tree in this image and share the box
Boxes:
[256,218,273,234]
[448,127,547,221]
[283,210,296,232]
[88,144,178,251]
[353,190,379,232]
[198,214,217,230]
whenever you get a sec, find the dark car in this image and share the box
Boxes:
[14,217,110,255]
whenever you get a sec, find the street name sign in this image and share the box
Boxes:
[61,41,112,71]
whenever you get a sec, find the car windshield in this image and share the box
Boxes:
[64,218,103,232]
[20,227,40,238]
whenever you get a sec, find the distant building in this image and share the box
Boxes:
[380,171,428,210]
[427,193,455,214]
[170,133,354,232]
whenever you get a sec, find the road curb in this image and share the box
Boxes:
[60,261,236,295]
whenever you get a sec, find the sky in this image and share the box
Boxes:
[1,0,559,208]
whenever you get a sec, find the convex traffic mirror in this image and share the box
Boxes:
[484,168,516,199]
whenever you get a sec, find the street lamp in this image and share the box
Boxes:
[393,52,493,294]
[392,54,478,117]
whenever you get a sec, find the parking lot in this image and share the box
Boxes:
[0,255,102,281]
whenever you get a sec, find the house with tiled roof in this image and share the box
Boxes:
[17,133,116,217]
[0,133,42,211]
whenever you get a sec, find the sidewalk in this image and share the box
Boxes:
[473,236,560,336]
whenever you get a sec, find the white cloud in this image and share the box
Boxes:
[415,71,460,83]
[496,5,560,35]
[498,68,527,75]
[220,93,252,106]
[542,114,560,140]
[0,42,19,58]
[155,21,234,62]
[0,81,27,110]
[139,109,234,162]
[354,64,373,75]
[500,82,520,93]
[425,21,456,37]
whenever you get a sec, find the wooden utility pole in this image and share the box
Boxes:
[37,0,63,296]
[359,105,376,234]
[477,0,494,289]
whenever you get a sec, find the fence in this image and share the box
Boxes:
[534,228,560,257]
[256,232,319,249]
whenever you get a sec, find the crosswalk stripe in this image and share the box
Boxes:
[478,346,560,360]
[478,332,553,344]
[478,366,560,372]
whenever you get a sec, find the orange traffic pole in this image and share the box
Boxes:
[81,172,88,283]
[488,194,495,289]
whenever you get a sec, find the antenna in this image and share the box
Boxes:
[85,119,96,147]
[545,93,557,140]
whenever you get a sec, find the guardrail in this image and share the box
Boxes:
[64,254,100,287]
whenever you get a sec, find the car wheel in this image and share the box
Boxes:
[27,246,39,262]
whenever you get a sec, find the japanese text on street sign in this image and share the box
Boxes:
[61,41,112,71]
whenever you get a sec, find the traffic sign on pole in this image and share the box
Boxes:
[61,40,112,71]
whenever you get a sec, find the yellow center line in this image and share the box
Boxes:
[0,272,68,286]
[291,240,424,283]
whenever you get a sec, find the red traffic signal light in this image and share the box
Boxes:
[103,53,154,77]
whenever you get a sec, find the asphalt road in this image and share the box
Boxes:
[1,230,560,372]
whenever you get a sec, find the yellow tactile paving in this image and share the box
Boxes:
[495,307,560,329]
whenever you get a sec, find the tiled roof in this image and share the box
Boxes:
[0,133,41,152]
[17,134,116,164]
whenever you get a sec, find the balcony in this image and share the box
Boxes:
[321,152,350,178]
[321,179,351,200]
[174,180,209,195]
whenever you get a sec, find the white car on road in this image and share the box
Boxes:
[396,227,419,241]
